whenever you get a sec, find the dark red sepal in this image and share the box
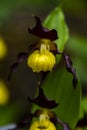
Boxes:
[28,86,58,109]
[28,16,58,41]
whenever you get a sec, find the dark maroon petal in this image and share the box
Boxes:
[7,62,19,81]
[28,16,58,41]
[57,118,71,130]
[7,42,38,82]
[7,52,28,81]
[57,50,78,88]
[17,52,28,63]
[63,124,72,130]
[63,53,78,88]
[28,86,58,109]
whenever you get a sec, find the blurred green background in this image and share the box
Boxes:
[0,0,87,129]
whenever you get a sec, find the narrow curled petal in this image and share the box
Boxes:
[28,87,58,109]
[63,124,72,130]
[57,118,71,130]
[57,50,78,88]
[7,52,28,81]
[7,62,19,81]
[28,16,58,41]
[63,53,78,88]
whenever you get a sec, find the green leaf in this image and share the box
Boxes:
[42,68,81,129]
[44,7,69,52]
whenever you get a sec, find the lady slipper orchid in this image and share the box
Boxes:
[8,16,77,88]
[9,87,71,130]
